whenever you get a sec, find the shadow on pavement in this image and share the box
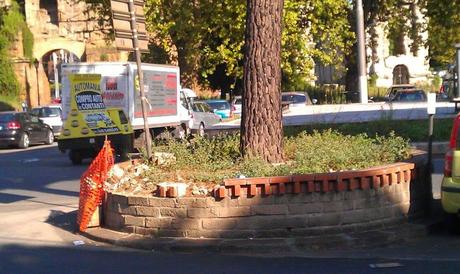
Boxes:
[45,210,79,234]
[2,243,459,274]
[0,145,86,200]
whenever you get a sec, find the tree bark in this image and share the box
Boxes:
[241,0,284,163]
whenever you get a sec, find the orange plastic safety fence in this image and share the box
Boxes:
[77,140,114,232]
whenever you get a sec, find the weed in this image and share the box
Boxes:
[145,130,411,185]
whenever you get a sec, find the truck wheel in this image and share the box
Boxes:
[444,213,460,234]
[69,150,83,165]
[18,133,30,149]
[118,146,130,162]
[177,123,189,139]
[135,131,148,151]
[198,123,205,137]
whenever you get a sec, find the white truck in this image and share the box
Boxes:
[58,62,191,164]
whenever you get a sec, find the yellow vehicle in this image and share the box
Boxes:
[57,74,133,164]
[442,114,460,225]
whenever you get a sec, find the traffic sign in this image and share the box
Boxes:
[110,0,149,52]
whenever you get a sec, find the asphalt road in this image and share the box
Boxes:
[2,244,460,274]
[1,142,460,274]
[0,143,85,246]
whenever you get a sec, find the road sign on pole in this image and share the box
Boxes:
[109,0,152,160]
[110,0,149,52]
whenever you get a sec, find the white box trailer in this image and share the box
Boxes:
[58,62,190,164]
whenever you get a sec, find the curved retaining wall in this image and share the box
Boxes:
[104,157,429,239]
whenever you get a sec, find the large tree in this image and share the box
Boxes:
[422,0,460,68]
[145,0,352,95]
[240,0,284,163]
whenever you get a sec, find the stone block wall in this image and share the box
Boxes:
[104,158,429,240]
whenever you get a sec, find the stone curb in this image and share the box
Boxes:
[410,142,448,155]
[80,220,432,256]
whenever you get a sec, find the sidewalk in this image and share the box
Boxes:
[216,101,457,129]
[80,219,433,256]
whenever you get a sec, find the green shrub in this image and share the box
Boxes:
[153,134,240,172]
[0,93,19,111]
[0,55,19,97]
[284,118,453,142]
[368,73,378,87]
[306,84,347,104]
[284,130,409,174]
[0,1,33,99]
[22,25,33,59]
[146,130,411,184]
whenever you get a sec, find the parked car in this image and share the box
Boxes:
[231,96,242,116]
[385,84,416,101]
[281,92,316,108]
[442,114,460,229]
[389,89,427,102]
[190,101,222,136]
[31,105,62,137]
[0,111,54,148]
[205,99,232,119]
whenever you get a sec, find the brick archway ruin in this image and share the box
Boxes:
[40,48,82,100]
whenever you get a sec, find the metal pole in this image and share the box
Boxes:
[128,0,152,160]
[36,65,40,106]
[427,114,434,172]
[53,52,60,99]
[426,113,434,215]
[356,0,368,104]
[455,44,460,98]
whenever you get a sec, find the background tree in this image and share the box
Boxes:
[240,0,284,163]
[422,0,460,68]
[284,0,353,90]
[144,0,206,89]
[145,0,353,96]
[83,0,354,95]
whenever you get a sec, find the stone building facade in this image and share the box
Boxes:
[7,0,128,107]
[316,7,432,89]
[367,22,431,88]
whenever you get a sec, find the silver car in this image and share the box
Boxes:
[190,101,222,136]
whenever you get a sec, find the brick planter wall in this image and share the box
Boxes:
[104,156,429,240]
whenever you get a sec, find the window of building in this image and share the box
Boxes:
[39,0,58,25]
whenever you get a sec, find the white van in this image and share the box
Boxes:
[31,105,63,137]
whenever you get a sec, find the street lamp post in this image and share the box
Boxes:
[356,0,368,104]
[33,59,40,106]
[455,44,460,98]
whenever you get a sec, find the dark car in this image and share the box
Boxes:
[385,84,416,101]
[390,89,427,102]
[0,111,54,148]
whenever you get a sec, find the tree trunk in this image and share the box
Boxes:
[240,0,284,163]
[345,8,359,102]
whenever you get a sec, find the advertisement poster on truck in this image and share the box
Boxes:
[133,69,178,118]
[101,75,128,109]
[60,74,125,139]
